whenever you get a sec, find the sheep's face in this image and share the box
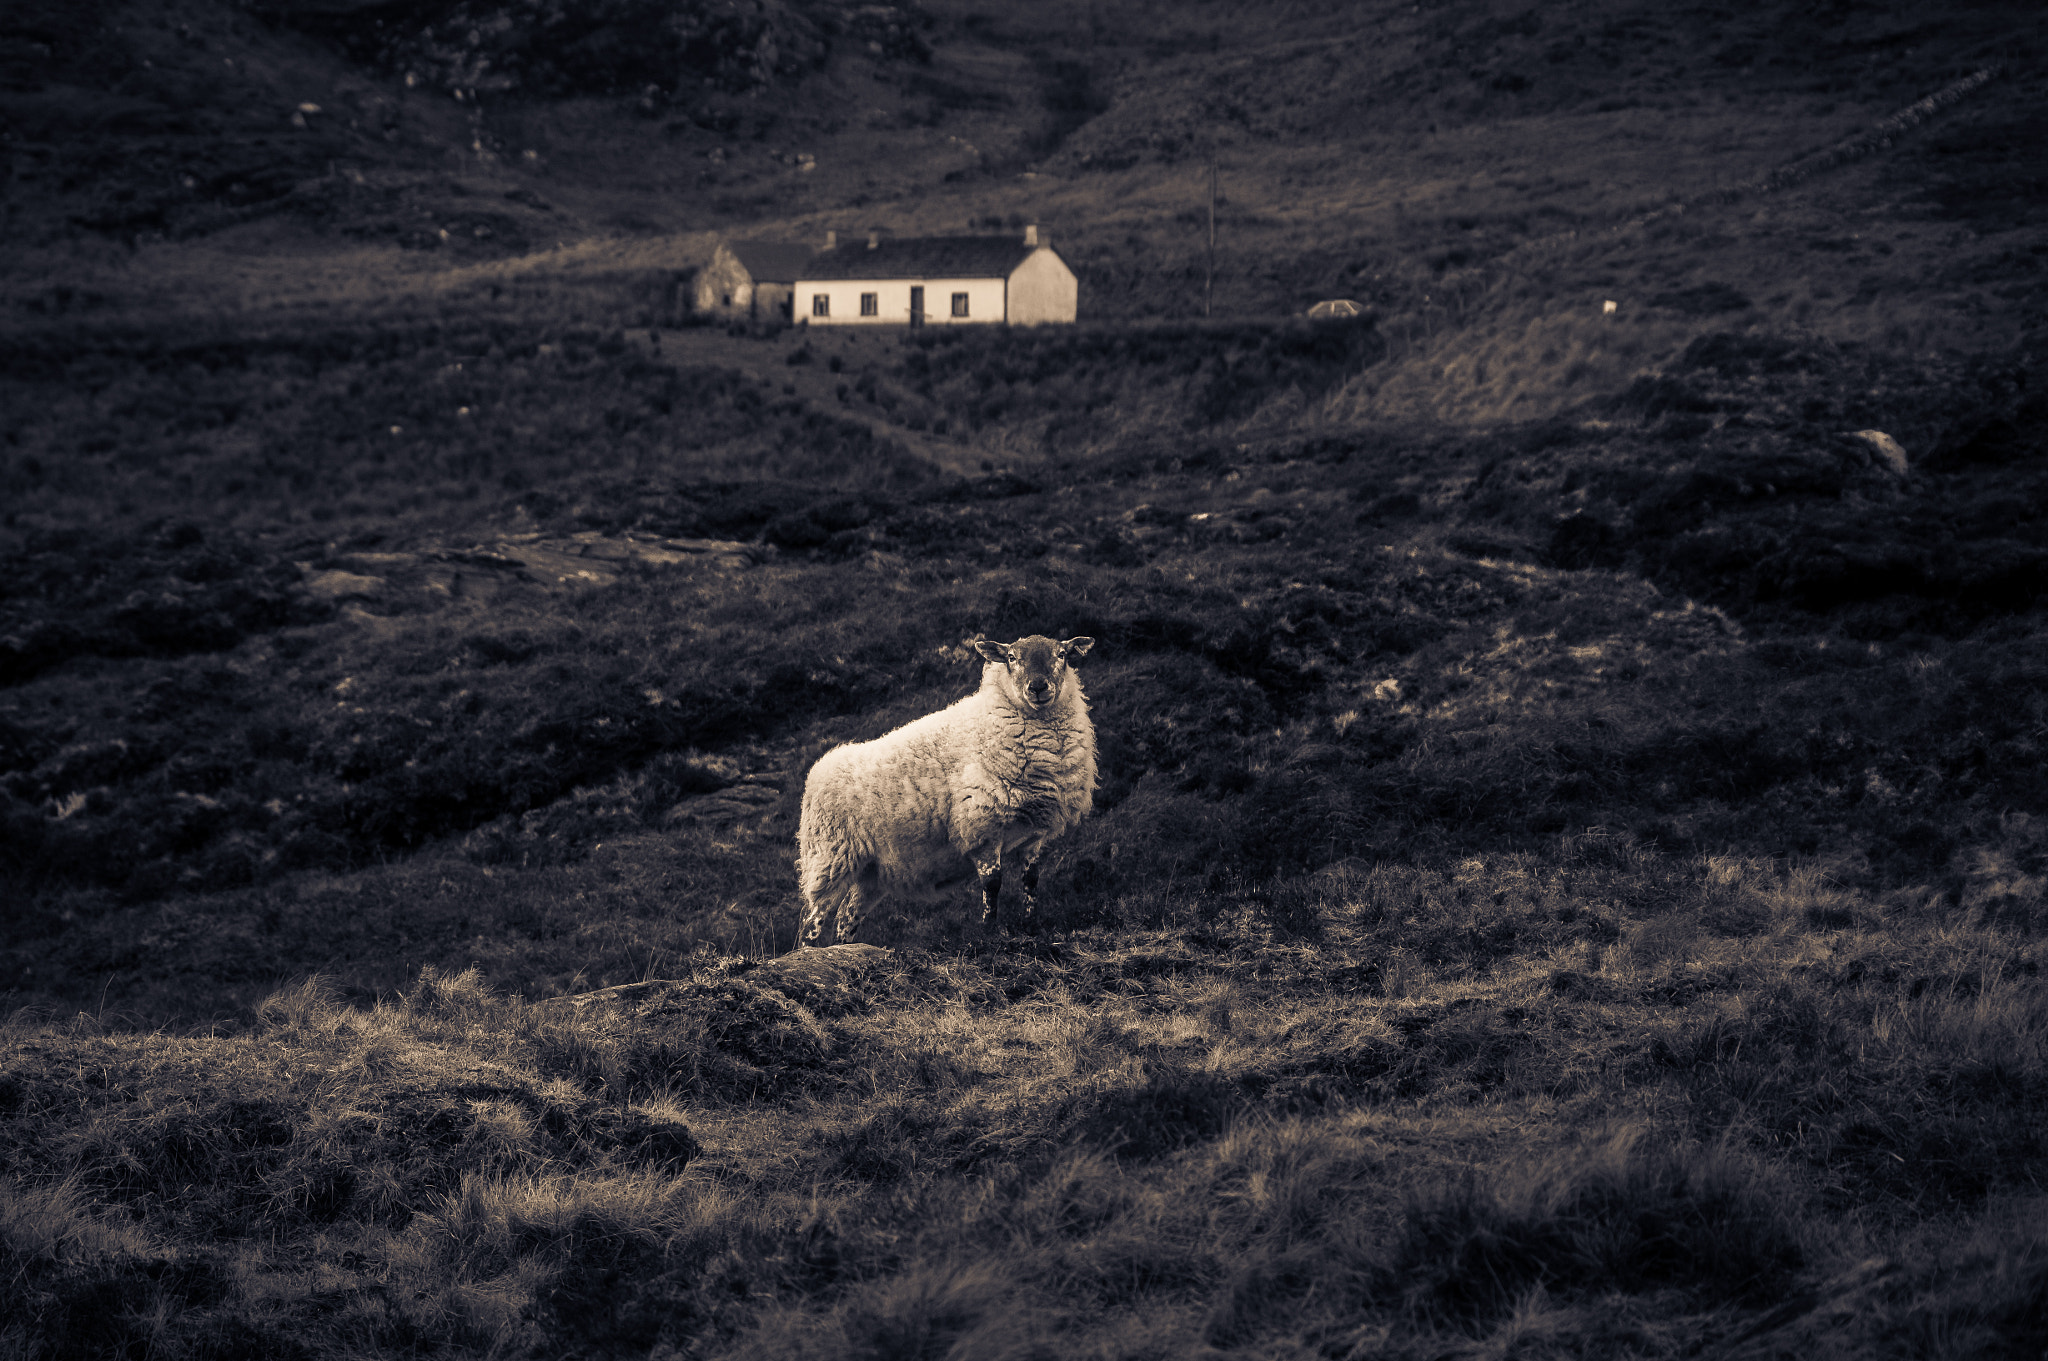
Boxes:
[975,634,1094,710]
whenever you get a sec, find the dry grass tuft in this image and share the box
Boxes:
[1389,1130,1807,1322]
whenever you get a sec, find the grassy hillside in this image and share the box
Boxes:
[3,0,2047,1356]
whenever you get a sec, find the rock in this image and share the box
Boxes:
[1188,507,1294,544]
[489,534,755,585]
[556,978,688,1010]
[302,569,387,601]
[1845,429,1909,478]
[662,781,782,828]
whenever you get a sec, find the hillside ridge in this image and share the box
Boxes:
[3,4,2046,1358]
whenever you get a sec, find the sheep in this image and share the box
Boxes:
[796,634,1097,947]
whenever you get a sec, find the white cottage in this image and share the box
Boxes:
[794,225,1077,327]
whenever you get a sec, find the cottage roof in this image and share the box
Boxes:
[800,235,1041,281]
[727,240,817,283]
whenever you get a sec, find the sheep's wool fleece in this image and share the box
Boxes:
[799,663,1096,890]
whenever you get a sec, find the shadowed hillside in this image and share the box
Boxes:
[2,1,2047,1357]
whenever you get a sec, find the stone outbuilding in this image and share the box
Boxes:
[794,225,1077,326]
[694,239,816,322]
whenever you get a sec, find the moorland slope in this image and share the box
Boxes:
[3,1,2046,1357]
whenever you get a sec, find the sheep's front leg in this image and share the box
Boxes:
[972,843,1004,935]
[798,899,830,948]
[1017,842,1046,933]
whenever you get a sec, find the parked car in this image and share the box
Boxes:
[1306,298,1365,318]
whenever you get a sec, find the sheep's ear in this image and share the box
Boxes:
[1060,637,1095,658]
[973,637,1013,664]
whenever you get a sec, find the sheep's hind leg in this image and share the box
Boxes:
[973,844,1004,936]
[836,860,882,945]
[801,859,879,948]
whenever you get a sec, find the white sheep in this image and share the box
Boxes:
[796,634,1097,947]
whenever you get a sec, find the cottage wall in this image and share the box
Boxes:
[752,282,793,322]
[694,246,754,316]
[1007,248,1079,325]
[795,275,1008,326]
[919,275,1007,325]
[794,277,910,325]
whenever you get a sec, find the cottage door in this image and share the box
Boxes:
[909,286,924,326]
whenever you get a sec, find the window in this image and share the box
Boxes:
[860,292,878,317]
[951,292,970,317]
[812,294,830,317]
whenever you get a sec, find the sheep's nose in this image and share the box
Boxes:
[1027,679,1051,700]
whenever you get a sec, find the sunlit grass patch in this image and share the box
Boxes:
[410,1168,722,1277]
[0,1175,204,1361]
[0,1174,159,1271]
[1336,302,1706,426]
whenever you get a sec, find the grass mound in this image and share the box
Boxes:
[537,976,835,1101]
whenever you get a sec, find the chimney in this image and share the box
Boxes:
[1023,223,1039,247]
[867,230,879,250]
[824,230,836,250]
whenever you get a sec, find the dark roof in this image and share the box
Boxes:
[799,235,1040,281]
[727,240,817,283]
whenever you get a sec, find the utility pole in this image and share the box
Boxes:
[1205,158,1216,318]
